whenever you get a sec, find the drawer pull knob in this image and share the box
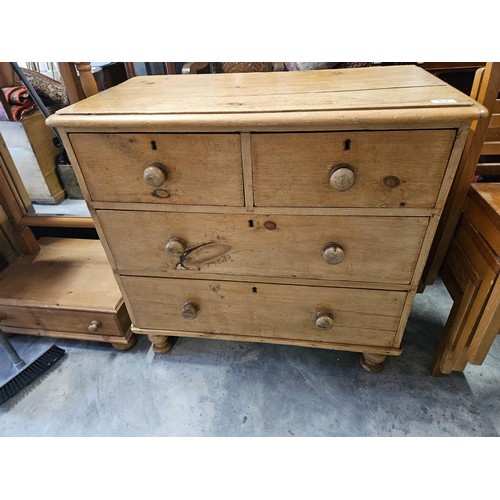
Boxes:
[316,311,334,329]
[323,243,345,265]
[88,320,101,333]
[330,164,356,191]
[143,163,169,187]
[182,302,199,320]
[166,237,187,256]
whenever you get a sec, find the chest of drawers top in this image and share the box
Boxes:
[47,65,484,132]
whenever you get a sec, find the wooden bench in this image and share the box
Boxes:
[431,183,500,375]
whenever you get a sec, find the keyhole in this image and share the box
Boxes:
[344,139,351,151]
[151,140,157,150]
[248,220,254,228]
[252,287,258,293]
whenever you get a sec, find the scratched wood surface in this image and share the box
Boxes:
[0,237,121,309]
[120,276,406,347]
[97,210,429,284]
[54,66,475,116]
[70,133,244,206]
[252,130,456,208]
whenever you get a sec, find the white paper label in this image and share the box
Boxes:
[431,99,458,104]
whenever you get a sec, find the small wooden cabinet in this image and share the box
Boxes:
[0,237,134,349]
[48,66,485,370]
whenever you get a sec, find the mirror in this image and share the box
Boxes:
[0,62,92,227]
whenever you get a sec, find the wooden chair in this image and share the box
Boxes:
[431,183,500,375]
[429,62,500,375]
[421,62,500,288]
[57,62,98,104]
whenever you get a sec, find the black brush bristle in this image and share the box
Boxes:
[0,345,65,405]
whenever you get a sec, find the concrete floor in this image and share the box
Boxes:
[0,279,498,437]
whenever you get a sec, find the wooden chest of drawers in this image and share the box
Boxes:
[48,65,485,371]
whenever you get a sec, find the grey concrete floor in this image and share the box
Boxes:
[0,279,498,436]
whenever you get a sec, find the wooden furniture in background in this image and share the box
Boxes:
[48,65,484,371]
[58,62,98,105]
[431,183,500,375]
[421,63,500,289]
[0,237,135,350]
[0,135,39,255]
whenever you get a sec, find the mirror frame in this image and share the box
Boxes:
[0,135,93,229]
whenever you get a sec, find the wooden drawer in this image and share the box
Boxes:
[121,276,406,348]
[70,133,244,206]
[252,130,456,208]
[98,210,428,284]
[0,304,127,337]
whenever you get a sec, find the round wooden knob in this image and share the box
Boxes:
[143,163,168,187]
[323,243,345,265]
[166,237,187,256]
[182,302,199,320]
[88,320,101,333]
[316,311,334,329]
[330,164,356,191]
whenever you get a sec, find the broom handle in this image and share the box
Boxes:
[0,332,26,370]
[9,62,62,145]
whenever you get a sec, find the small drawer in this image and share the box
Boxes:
[252,130,456,208]
[70,133,244,206]
[98,210,428,284]
[0,305,124,337]
[121,277,406,348]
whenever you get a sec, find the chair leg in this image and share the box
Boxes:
[431,280,478,376]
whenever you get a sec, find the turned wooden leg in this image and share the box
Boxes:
[360,352,387,373]
[148,334,175,354]
[111,334,137,351]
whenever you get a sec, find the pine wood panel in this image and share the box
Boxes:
[54,66,474,116]
[252,130,456,208]
[469,183,500,228]
[131,325,402,356]
[481,141,500,155]
[47,112,473,133]
[465,183,500,255]
[70,133,244,206]
[485,127,500,141]
[0,237,122,310]
[121,276,405,347]
[97,210,428,284]
[0,304,125,336]
[468,276,500,364]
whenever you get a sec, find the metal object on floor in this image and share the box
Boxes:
[0,332,65,405]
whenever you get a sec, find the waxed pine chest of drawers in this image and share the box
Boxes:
[48,65,485,371]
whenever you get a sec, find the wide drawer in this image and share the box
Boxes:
[70,133,244,206]
[98,210,428,284]
[252,130,456,208]
[121,276,406,347]
[0,304,126,337]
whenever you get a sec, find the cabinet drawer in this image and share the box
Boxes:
[70,133,244,206]
[0,305,126,337]
[121,277,405,348]
[252,130,455,208]
[98,210,428,284]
